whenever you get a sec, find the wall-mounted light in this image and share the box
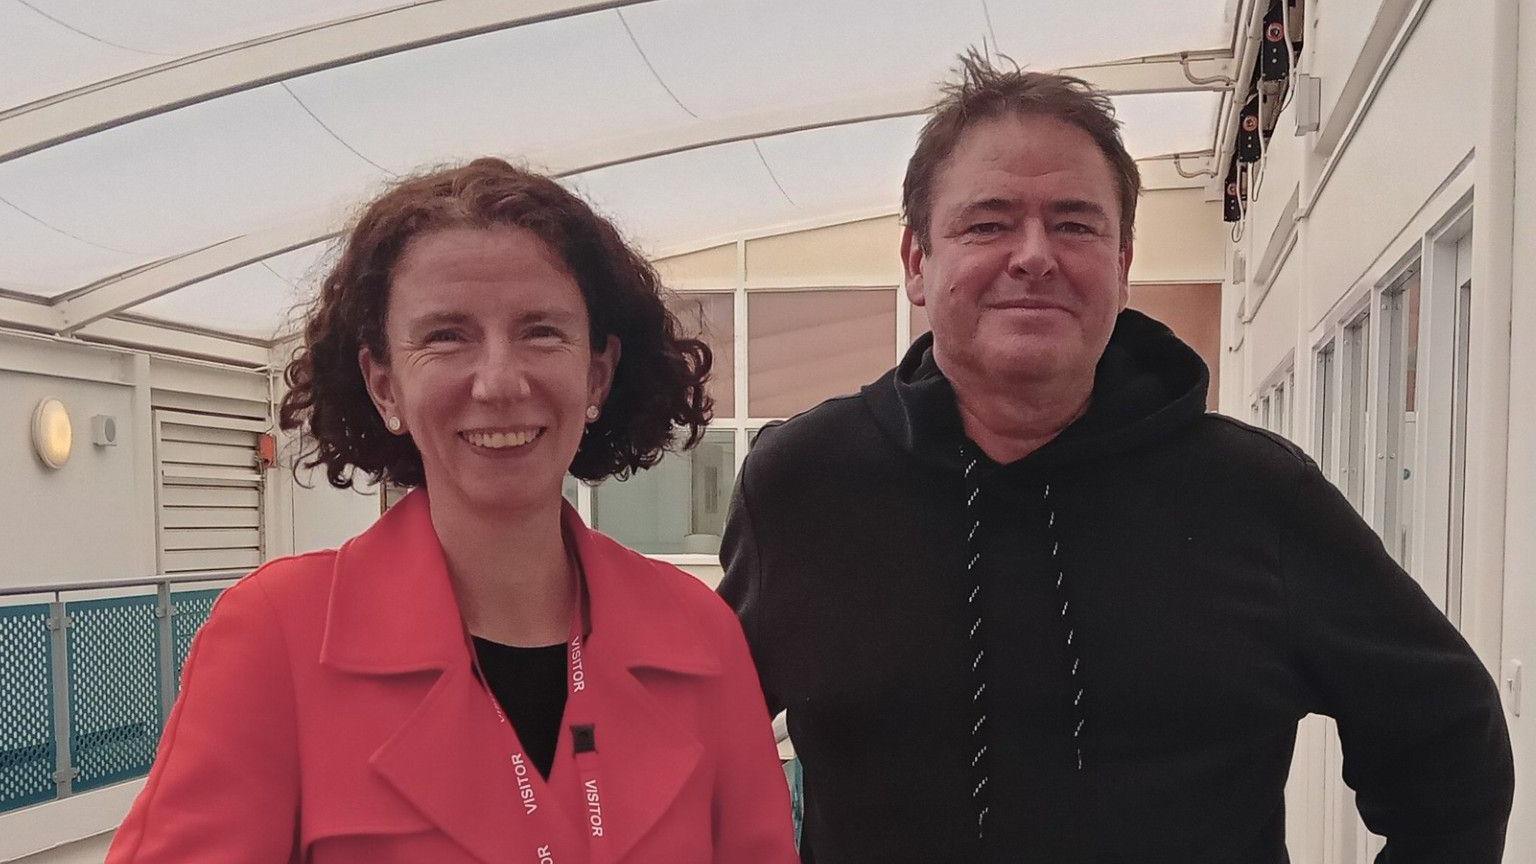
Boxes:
[32,398,72,469]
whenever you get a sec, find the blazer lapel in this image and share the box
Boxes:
[565,506,720,862]
[322,489,526,864]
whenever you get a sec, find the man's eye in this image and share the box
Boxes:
[424,329,463,343]
[968,222,1006,235]
[527,325,566,341]
[1058,222,1095,234]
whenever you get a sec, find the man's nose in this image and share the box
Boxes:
[470,342,532,403]
[1007,220,1057,279]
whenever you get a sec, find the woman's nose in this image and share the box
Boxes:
[469,344,532,403]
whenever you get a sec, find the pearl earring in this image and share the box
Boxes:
[386,416,401,432]
[585,406,600,422]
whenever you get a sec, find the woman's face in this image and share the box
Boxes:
[360,226,618,517]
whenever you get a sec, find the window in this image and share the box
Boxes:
[1273,379,1288,437]
[1313,342,1336,476]
[1378,265,1421,568]
[748,290,896,418]
[1445,233,1473,624]
[591,429,735,555]
[1341,312,1371,512]
[667,291,735,418]
[1253,363,1293,437]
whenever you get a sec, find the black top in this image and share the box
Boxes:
[472,637,568,780]
[720,310,1512,863]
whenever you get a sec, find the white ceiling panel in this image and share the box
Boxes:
[0,198,141,298]
[284,10,689,176]
[130,256,308,341]
[564,141,803,255]
[617,0,989,121]
[262,241,338,293]
[1110,91,1223,157]
[754,116,924,219]
[3,0,402,111]
[0,85,388,280]
[986,0,1234,70]
[1,2,163,112]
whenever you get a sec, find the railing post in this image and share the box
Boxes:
[156,582,175,721]
[47,599,77,799]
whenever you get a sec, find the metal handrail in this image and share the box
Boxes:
[0,569,249,812]
[0,569,248,598]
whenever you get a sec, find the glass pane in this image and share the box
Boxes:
[1315,345,1335,477]
[562,475,579,508]
[1274,383,1287,438]
[1446,278,1471,625]
[1344,314,1371,512]
[590,429,735,555]
[748,290,896,418]
[1379,268,1420,568]
[667,292,735,418]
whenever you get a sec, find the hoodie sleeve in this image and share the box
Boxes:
[1281,454,1513,861]
[719,454,785,718]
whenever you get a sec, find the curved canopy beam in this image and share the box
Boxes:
[0,0,656,164]
[48,84,1222,337]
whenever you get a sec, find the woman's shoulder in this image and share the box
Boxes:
[212,549,338,625]
[583,530,741,639]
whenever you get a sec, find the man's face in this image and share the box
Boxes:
[903,114,1133,390]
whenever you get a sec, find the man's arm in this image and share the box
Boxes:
[719,454,785,718]
[1283,455,1513,861]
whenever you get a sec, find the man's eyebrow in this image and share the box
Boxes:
[1047,199,1111,220]
[952,197,1021,219]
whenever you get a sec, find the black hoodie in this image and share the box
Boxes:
[720,310,1512,864]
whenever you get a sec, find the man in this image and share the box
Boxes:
[719,52,1512,863]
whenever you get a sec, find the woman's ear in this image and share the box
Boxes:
[587,335,622,409]
[358,346,404,433]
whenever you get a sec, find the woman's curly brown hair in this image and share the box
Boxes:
[278,157,713,489]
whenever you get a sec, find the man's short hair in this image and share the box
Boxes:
[902,49,1142,252]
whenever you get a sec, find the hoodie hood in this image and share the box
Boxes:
[862,308,1210,474]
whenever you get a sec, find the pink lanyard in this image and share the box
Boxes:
[467,569,610,864]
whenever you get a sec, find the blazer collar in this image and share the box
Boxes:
[320,487,719,678]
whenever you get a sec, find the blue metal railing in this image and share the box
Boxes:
[0,572,243,813]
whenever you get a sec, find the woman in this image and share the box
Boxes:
[107,159,798,863]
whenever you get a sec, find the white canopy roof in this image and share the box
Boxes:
[0,0,1241,358]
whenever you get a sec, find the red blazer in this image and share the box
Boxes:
[107,490,797,863]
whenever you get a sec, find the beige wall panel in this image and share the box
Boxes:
[1128,189,1225,284]
[745,216,904,287]
[653,243,738,290]
[1127,283,1222,409]
[0,370,147,587]
[1303,0,1489,329]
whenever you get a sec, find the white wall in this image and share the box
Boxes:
[1,362,148,588]
[1500,0,1536,856]
[1219,0,1528,859]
